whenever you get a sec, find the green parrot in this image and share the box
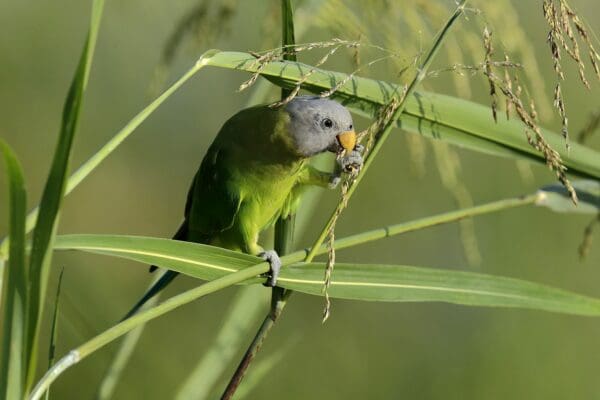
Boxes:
[124,96,362,318]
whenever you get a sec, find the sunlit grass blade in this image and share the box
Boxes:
[538,180,600,214]
[280,263,600,315]
[274,0,298,255]
[55,234,259,281]
[281,0,297,75]
[0,140,28,400]
[24,0,105,389]
[199,51,600,179]
[36,226,600,397]
[175,286,268,400]
[52,234,600,316]
[0,53,217,262]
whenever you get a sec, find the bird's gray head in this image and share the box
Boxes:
[284,96,356,157]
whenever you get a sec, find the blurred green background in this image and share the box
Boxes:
[1,0,600,399]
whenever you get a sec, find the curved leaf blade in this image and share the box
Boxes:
[24,0,105,389]
[0,140,28,400]
[280,263,600,316]
[54,234,259,281]
[54,234,600,317]
[202,51,600,179]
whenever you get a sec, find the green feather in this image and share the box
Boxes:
[123,98,354,318]
[185,105,309,254]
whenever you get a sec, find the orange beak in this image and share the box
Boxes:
[336,130,357,152]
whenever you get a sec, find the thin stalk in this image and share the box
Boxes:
[95,50,280,399]
[28,261,271,400]
[305,0,468,262]
[32,191,538,400]
[222,1,298,397]
[222,2,467,398]
[223,191,536,400]
[281,192,540,265]
[0,53,215,260]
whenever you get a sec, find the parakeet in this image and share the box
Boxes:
[123,96,362,319]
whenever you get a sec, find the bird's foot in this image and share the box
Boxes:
[339,145,364,173]
[260,250,282,287]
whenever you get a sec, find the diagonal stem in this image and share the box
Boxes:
[305,0,468,262]
[31,190,539,398]
[221,1,298,397]
[0,55,212,261]
[28,262,270,400]
[281,192,540,265]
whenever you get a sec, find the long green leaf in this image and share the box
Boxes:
[0,141,27,400]
[34,222,600,398]
[55,234,258,280]
[280,263,600,314]
[274,0,298,255]
[199,51,600,179]
[53,235,600,316]
[24,0,105,390]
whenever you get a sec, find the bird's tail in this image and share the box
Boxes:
[120,221,188,321]
[120,269,179,321]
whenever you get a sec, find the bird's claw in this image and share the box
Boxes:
[260,250,282,287]
[339,146,364,173]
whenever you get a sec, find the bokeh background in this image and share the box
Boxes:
[1,0,600,398]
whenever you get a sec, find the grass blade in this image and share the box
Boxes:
[51,234,600,316]
[54,234,258,281]
[24,0,105,389]
[281,0,297,90]
[52,190,538,271]
[0,141,27,400]
[0,52,218,263]
[274,0,298,256]
[199,51,600,179]
[279,263,600,315]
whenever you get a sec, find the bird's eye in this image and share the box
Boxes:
[349,124,353,129]
[323,118,333,128]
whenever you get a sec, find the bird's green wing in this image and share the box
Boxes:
[184,144,242,242]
